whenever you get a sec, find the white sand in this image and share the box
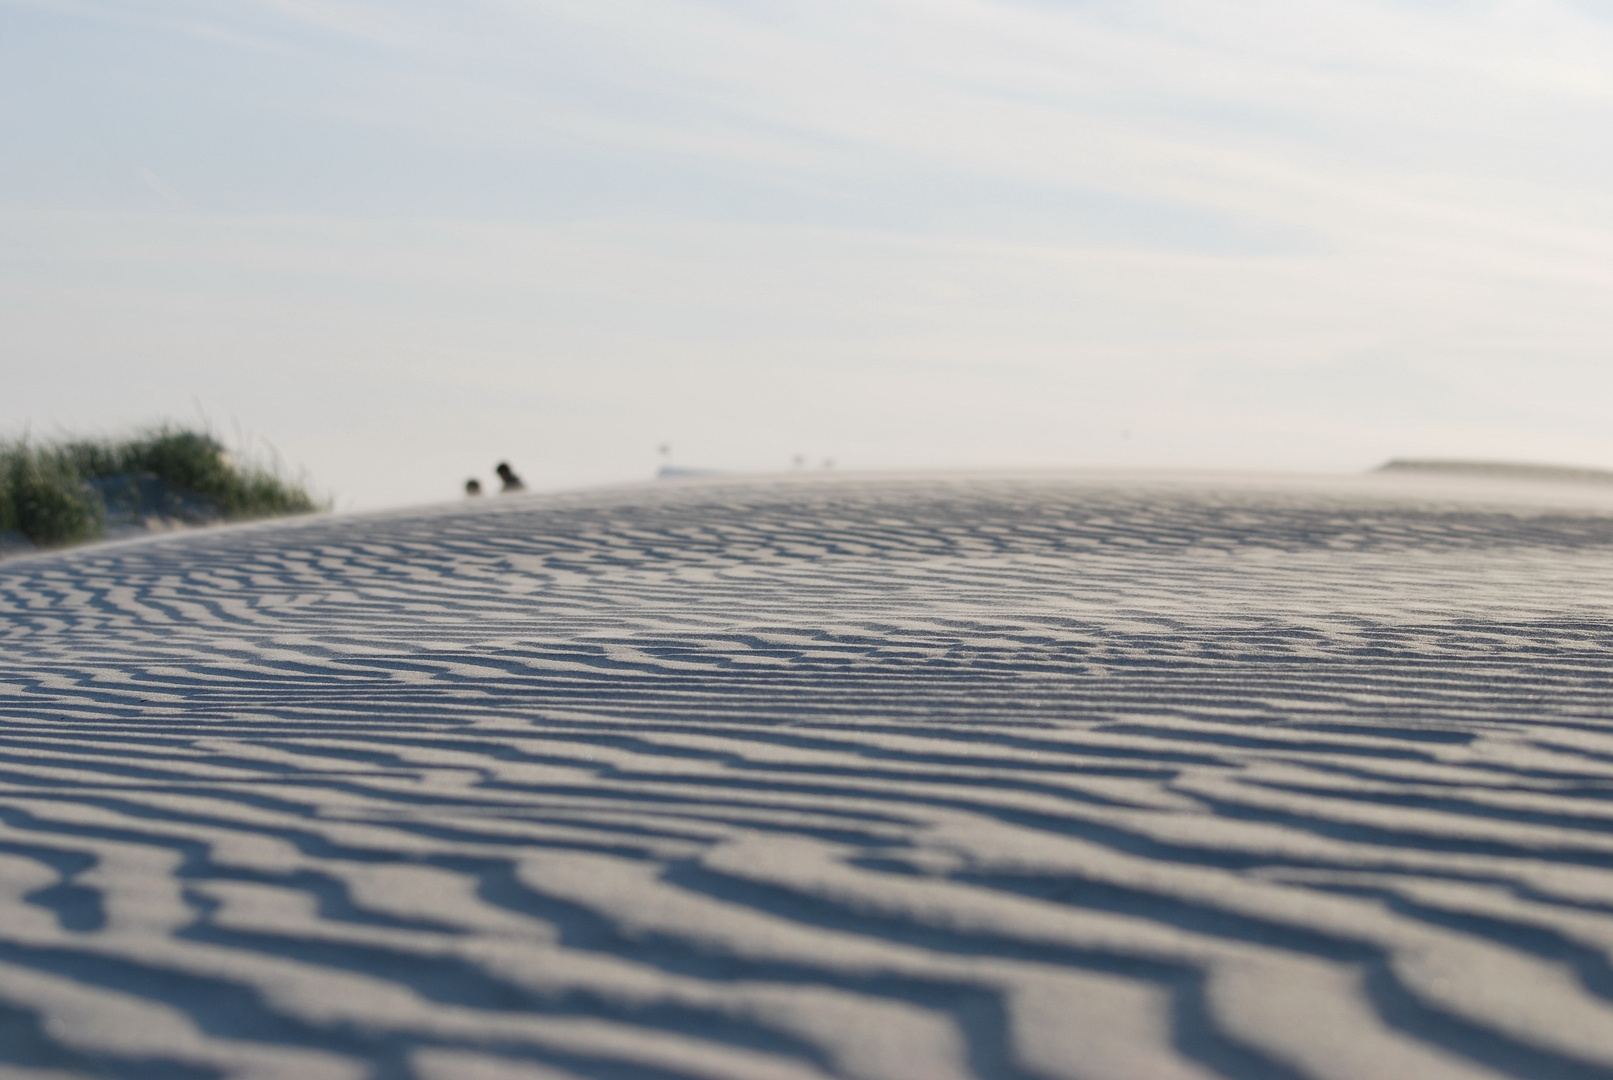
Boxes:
[3,469,1613,1079]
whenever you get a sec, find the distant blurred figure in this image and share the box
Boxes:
[465,479,482,496]
[496,462,526,493]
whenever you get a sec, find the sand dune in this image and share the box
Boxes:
[3,470,1613,1079]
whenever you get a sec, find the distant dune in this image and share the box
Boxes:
[1377,457,1613,484]
[3,470,1613,1078]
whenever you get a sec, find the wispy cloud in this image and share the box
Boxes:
[136,167,189,209]
[255,0,447,51]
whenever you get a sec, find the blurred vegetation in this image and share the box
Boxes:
[0,446,102,547]
[0,425,325,548]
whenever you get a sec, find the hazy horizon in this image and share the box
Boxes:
[6,0,1613,508]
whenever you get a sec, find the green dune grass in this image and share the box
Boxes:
[0,425,325,548]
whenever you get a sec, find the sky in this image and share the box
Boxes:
[5,0,1613,508]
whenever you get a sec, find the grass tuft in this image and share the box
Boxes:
[1,424,325,548]
[1,446,103,546]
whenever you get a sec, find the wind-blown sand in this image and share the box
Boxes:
[3,470,1613,1080]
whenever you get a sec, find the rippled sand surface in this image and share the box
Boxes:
[4,470,1613,1080]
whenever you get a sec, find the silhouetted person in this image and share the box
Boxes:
[465,479,482,496]
[496,462,525,493]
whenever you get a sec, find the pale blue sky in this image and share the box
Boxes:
[5,0,1613,506]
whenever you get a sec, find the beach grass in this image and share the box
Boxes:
[0,425,325,547]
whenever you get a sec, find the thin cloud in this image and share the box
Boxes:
[136,167,190,210]
[256,0,446,51]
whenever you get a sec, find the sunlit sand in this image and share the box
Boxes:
[3,469,1613,1079]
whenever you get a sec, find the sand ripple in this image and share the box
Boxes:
[3,472,1613,1079]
